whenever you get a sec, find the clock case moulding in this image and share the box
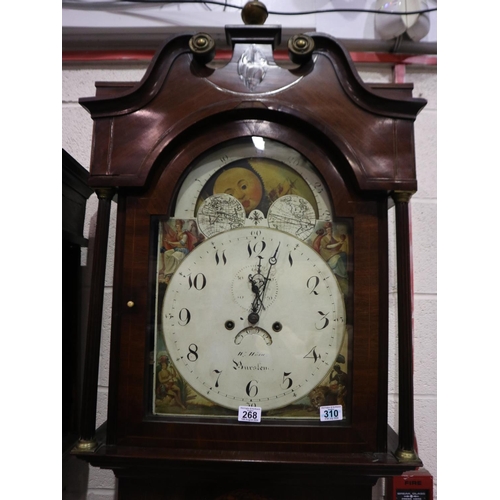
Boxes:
[74,21,427,493]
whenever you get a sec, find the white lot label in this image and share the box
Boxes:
[320,405,343,422]
[238,406,262,423]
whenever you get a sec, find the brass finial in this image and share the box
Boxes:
[194,36,208,49]
[241,1,268,25]
[288,34,315,64]
[189,33,216,64]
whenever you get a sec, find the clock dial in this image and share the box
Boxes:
[161,227,346,411]
[153,138,352,418]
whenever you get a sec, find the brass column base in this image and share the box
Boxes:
[73,438,98,453]
[395,447,420,462]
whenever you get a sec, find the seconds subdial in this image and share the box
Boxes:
[232,264,278,313]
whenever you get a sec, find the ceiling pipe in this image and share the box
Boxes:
[62,30,436,56]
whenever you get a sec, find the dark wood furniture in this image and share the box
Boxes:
[73,16,426,500]
[63,149,93,499]
[63,149,93,452]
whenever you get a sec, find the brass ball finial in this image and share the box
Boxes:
[296,38,307,49]
[241,1,268,25]
[194,36,208,49]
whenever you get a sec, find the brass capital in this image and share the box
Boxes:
[391,190,415,204]
[95,187,116,201]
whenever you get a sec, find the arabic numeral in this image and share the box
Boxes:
[242,410,258,420]
[324,408,339,419]
[304,346,321,363]
[316,311,330,330]
[178,308,191,326]
[188,273,206,290]
[187,343,198,362]
[307,276,320,295]
[247,241,266,257]
[281,372,293,390]
[213,369,222,388]
[245,380,258,397]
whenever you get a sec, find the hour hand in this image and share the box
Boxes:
[248,275,265,312]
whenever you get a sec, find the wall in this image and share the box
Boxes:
[62,0,437,49]
[62,55,437,499]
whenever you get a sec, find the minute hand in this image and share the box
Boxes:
[261,242,280,305]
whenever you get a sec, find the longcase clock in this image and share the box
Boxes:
[73,5,427,499]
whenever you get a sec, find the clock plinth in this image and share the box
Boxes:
[75,16,426,499]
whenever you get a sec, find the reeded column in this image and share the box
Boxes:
[392,190,419,462]
[75,187,115,451]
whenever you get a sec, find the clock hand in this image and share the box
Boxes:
[256,255,263,274]
[260,242,280,305]
[248,274,265,324]
[252,256,266,310]
[269,242,281,265]
[253,288,266,312]
[247,244,280,323]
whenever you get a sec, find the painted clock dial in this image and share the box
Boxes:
[161,227,346,411]
[153,137,352,418]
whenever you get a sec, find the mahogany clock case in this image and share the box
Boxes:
[110,121,386,454]
[75,25,426,477]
